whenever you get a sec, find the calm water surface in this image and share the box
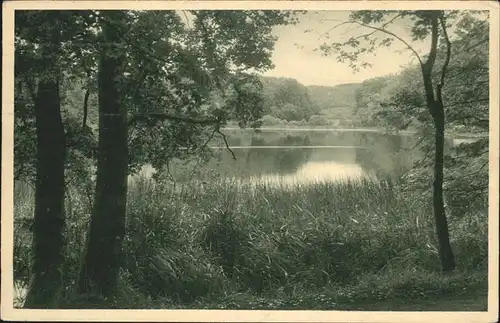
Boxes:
[209,129,418,185]
[138,129,478,186]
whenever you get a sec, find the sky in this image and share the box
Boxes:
[262,11,432,87]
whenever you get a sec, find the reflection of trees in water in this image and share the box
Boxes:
[387,134,402,152]
[227,130,375,147]
[206,131,426,181]
[307,131,357,146]
[355,134,421,178]
[250,136,267,146]
[211,133,315,178]
[241,147,313,177]
[282,133,311,146]
[275,147,313,173]
[356,148,386,177]
[247,132,312,147]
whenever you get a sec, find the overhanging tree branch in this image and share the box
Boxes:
[348,19,424,67]
[321,13,401,41]
[448,114,489,125]
[216,128,236,160]
[462,38,488,52]
[445,98,489,108]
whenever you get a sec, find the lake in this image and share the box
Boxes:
[138,128,477,186]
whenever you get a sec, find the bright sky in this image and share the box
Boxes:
[263,11,432,86]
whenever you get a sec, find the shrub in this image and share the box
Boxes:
[260,115,285,126]
[308,115,330,126]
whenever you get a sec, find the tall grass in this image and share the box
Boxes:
[13,175,488,309]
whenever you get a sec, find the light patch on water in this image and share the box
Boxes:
[245,161,371,188]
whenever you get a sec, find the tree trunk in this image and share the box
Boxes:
[432,105,456,271]
[24,77,66,308]
[78,12,129,297]
[420,12,456,272]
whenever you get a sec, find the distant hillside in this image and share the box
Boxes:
[259,75,360,109]
[258,75,361,123]
[307,83,361,110]
[306,83,361,121]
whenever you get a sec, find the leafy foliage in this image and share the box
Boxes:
[321,11,489,223]
[260,76,320,121]
[14,11,99,186]
[15,10,300,180]
[111,10,299,174]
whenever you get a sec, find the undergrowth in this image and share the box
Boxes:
[13,175,488,309]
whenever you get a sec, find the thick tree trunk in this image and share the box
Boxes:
[24,77,66,308]
[78,12,129,297]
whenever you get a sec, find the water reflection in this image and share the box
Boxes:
[244,161,370,188]
[137,129,481,187]
[207,130,421,185]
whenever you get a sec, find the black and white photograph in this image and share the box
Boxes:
[1,1,498,322]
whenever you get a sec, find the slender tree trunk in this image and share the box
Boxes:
[78,12,129,297]
[420,12,456,272]
[24,77,66,308]
[422,89,456,273]
[432,105,455,271]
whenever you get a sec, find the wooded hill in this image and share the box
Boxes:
[257,75,361,124]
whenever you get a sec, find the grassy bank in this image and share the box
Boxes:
[13,176,488,309]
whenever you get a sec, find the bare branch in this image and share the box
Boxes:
[338,25,363,36]
[216,129,236,160]
[448,114,489,126]
[445,67,488,80]
[445,98,489,108]
[462,38,488,52]
[346,17,423,66]
[320,20,352,38]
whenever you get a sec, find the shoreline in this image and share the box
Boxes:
[222,126,488,138]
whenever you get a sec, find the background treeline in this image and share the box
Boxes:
[350,14,487,133]
[255,14,487,131]
[255,76,361,126]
